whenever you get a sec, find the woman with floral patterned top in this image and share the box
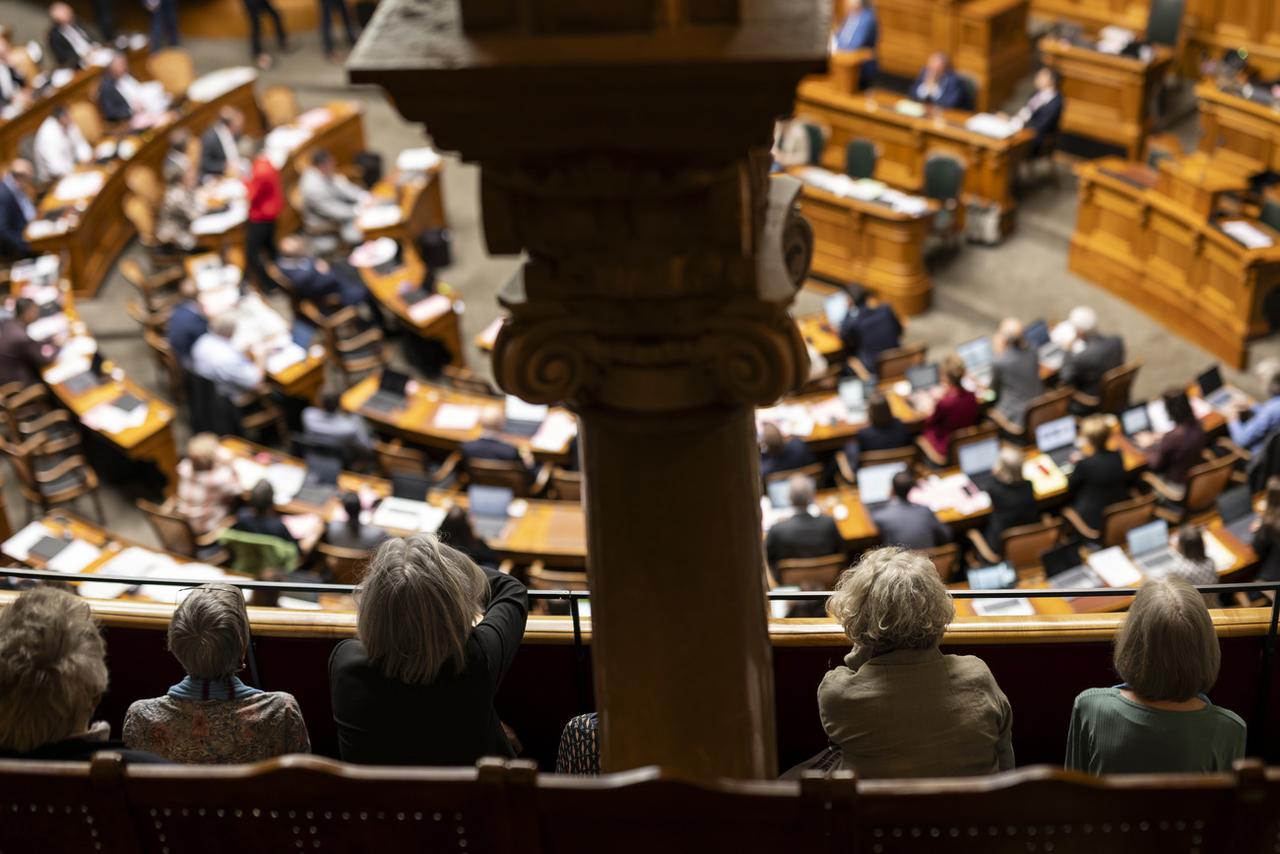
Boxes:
[124,583,310,763]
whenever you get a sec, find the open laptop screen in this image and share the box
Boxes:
[1034,416,1077,453]
[856,462,906,504]
[468,485,514,519]
[958,437,999,477]
[957,337,994,371]
[1126,519,1170,557]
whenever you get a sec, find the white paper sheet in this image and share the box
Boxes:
[76,579,132,600]
[433,403,481,432]
[965,113,1017,139]
[186,66,257,103]
[1203,531,1237,573]
[1222,220,1274,249]
[1087,546,1143,587]
[396,147,442,172]
[232,457,268,491]
[47,539,102,574]
[372,498,447,533]
[52,170,104,201]
[137,563,230,604]
[971,597,1037,617]
[26,314,68,342]
[191,201,248,236]
[265,463,306,503]
[265,342,307,375]
[530,410,579,453]
[357,204,403,232]
[407,293,451,325]
[2,522,53,561]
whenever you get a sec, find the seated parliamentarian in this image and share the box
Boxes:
[1060,305,1124,405]
[920,355,979,458]
[99,52,171,128]
[33,106,92,184]
[191,314,266,395]
[819,547,1014,777]
[277,234,375,311]
[167,279,208,369]
[760,421,817,480]
[124,583,311,763]
[911,52,969,110]
[156,161,202,252]
[1067,415,1127,533]
[303,391,374,454]
[47,2,98,69]
[1005,68,1062,154]
[462,406,537,476]
[983,447,1038,555]
[1066,576,1245,774]
[1227,364,1280,455]
[0,159,35,262]
[871,470,952,549]
[438,506,500,570]
[0,297,58,386]
[842,391,912,469]
[329,533,530,765]
[839,289,902,373]
[299,149,369,245]
[1145,387,1206,489]
[0,33,32,115]
[234,480,299,549]
[772,117,814,169]
[830,0,878,86]
[765,474,845,568]
[325,491,388,553]
[175,432,240,535]
[990,318,1043,428]
[0,587,164,763]
[200,106,248,179]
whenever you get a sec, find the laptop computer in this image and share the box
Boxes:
[958,437,1001,493]
[294,460,341,507]
[363,370,411,414]
[64,351,106,396]
[906,363,940,392]
[966,562,1016,590]
[1216,485,1258,544]
[856,461,907,511]
[504,395,548,438]
[1034,415,1078,470]
[469,484,514,541]
[1119,403,1150,437]
[838,377,868,417]
[957,337,995,386]
[766,479,794,510]
[824,291,851,328]
[391,472,433,501]
[1126,519,1182,576]
[1042,542,1102,589]
[1196,365,1247,410]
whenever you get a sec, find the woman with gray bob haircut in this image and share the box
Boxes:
[1066,576,1246,774]
[124,583,310,763]
[817,547,1014,778]
[329,533,529,765]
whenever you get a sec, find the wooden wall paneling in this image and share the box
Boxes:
[1029,0,1147,32]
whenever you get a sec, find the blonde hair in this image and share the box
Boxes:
[186,432,220,470]
[168,584,250,680]
[355,535,489,685]
[1114,576,1220,702]
[827,547,954,653]
[0,588,108,752]
[1081,415,1110,454]
[942,354,966,387]
[993,446,1023,484]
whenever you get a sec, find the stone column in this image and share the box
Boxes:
[351,0,827,779]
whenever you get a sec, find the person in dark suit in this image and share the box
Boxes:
[839,289,903,373]
[765,475,846,569]
[990,318,1044,428]
[831,0,878,87]
[1060,306,1125,406]
[276,234,377,317]
[1007,68,1063,155]
[325,492,388,552]
[1067,415,1128,533]
[911,52,969,110]
[166,279,208,368]
[760,422,817,480]
[146,0,181,50]
[47,3,98,69]
[461,407,537,481]
[1146,388,1207,489]
[843,392,912,469]
[0,298,57,386]
[871,470,952,549]
[199,107,246,178]
[97,53,135,123]
[0,159,35,262]
[233,480,299,548]
[983,447,1038,555]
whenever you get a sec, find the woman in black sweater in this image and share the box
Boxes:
[1066,415,1128,533]
[329,534,529,765]
[983,446,1038,554]
[844,392,914,468]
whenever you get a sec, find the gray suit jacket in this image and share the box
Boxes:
[870,498,951,549]
[991,346,1044,426]
[1061,334,1124,399]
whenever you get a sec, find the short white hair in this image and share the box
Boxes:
[168,583,250,680]
[0,587,108,752]
[827,547,954,653]
[1068,306,1097,335]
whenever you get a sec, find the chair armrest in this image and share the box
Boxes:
[497,559,515,576]
[1215,437,1250,463]
[986,407,1023,438]
[1141,471,1183,502]
[835,450,856,486]
[848,357,871,382]
[966,528,1000,565]
[433,451,462,484]
[1061,506,1099,542]
[195,519,233,549]
[531,463,552,497]
[1071,389,1100,409]
[915,435,948,467]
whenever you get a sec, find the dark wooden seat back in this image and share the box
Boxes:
[1099,493,1158,548]
[1024,387,1074,436]
[923,542,961,582]
[1182,454,1238,515]
[467,457,534,497]
[875,344,926,382]
[316,542,371,585]
[1001,518,1062,571]
[1096,361,1142,414]
[860,445,918,468]
[137,498,198,557]
[774,553,847,589]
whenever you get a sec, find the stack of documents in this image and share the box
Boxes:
[187,67,257,103]
[1086,546,1143,587]
[1221,220,1274,249]
[434,403,481,432]
[372,498,448,533]
[965,113,1017,139]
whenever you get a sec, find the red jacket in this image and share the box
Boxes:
[922,386,979,457]
[245,156,283,223]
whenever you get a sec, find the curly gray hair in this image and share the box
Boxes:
[827,547,955,653]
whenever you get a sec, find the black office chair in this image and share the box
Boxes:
[956,73,979,112]
[1146,0,1184,49]
[924,154,966,248]
[844,139,877,180]
[801,122,826,166]
[1261,198,1280,233]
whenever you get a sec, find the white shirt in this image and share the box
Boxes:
[59,24,94,60]
[0,64,18,100]
[33,116,92,183]
[1013,87,1058,130]
[772,121,812,168]
[191,333,263,393]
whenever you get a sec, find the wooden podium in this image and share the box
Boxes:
[1196,83,1280,178]
[874,0,1031,111]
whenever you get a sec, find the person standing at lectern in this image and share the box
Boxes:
[831,0,878,88]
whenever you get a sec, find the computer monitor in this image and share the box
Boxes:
[838,377,866,411]
[1034,416,1077,453]
[1023,319,1050,349]
[855,462,907,504]
[468,485,514,519]
[1216,485,1253,524]
[1126,519,1170,557]
[1196,366,1224,397]
[906,363,940,392]
[956,337,995,372]
[958,437,999,477]
[824,291,851,327]
[1120,404,1150,436]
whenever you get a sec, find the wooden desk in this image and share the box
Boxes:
[24,73,260,297]
[1156,151,1253,220]
[874,0,1032,111]
[1186,0,1280,81]
[358,244,465,367]
[1040,37,1174,159]
[1071,157,1280,368]
[758,385,925,453]
[796,178,937,316]
[359,167,447,243]
[341,373,577,462]
[794,82,1035,235]
[1028,0,1147,32]
[1196,82,1280,178]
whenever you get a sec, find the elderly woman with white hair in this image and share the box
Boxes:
[818,547,1014,778]
[124,583,310,763]
[329,533,529,765]
[1059,305,1125,405]
[0,587,163,762]
[1066,576,1245,774]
